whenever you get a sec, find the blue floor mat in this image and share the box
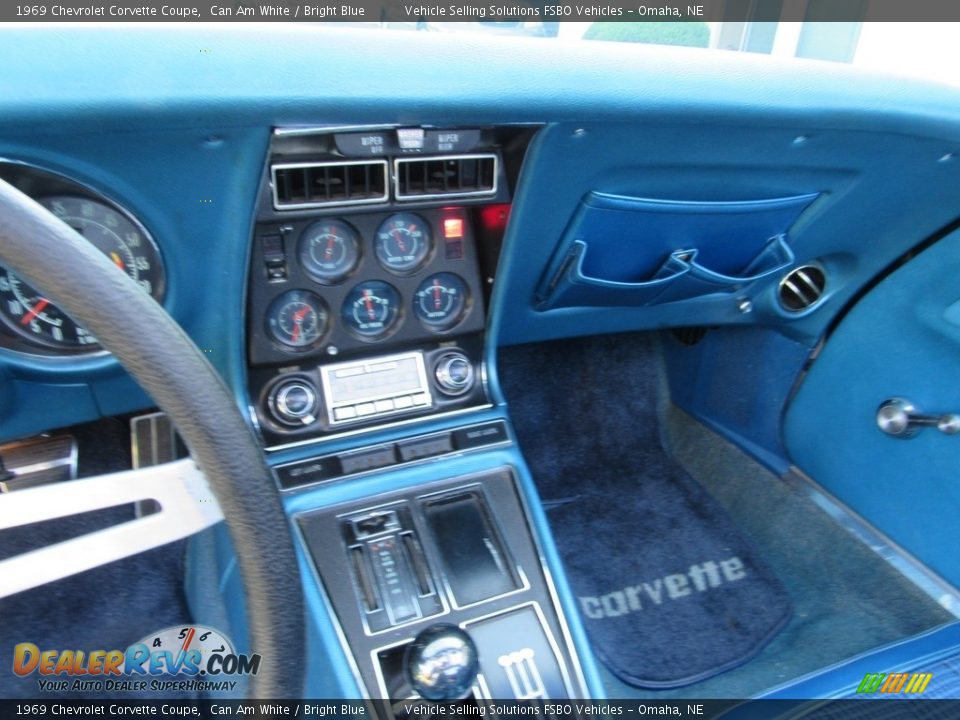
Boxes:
[500,333,791,688]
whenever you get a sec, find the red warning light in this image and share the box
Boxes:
[443,217,464,239]
[480,204,511,232]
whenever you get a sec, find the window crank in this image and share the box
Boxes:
[876,398,960,438]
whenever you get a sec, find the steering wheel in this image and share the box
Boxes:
[0,179,304,698]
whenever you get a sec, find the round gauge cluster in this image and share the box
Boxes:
[374,212,432,274]
[264,212,473,351]
[298,219,361,285]
[413,272,470,331]
[0,195,166,352]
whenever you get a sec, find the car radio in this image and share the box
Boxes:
[320,350,433,426]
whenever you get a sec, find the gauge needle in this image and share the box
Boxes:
[110,252,125,271]
[180,627,196,654]
[392,228,406,253]
[20,299,49,325]
[324,237,335,260]
[433,279,441,309]
[363,290,375,319]
[291,306,309,343]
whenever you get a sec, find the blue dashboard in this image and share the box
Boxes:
[1,27,960,447]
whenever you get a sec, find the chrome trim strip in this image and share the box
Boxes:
[273,125,399,137]
[393,154,499,202]
[787,466,960,617]
[271,159,389,211]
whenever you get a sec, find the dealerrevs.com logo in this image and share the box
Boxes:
[12,625,259,694]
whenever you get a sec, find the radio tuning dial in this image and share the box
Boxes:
[434,352,474,396]
[270,379,319,426]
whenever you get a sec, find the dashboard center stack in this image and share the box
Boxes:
[246,125,522,448]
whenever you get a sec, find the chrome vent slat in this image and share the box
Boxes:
[394,153,498,201]
[779,264,827,312]
[271,159,389,210]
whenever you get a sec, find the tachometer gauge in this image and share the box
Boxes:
[414,272,470,332]
[298,219,361,284]
[0,195,165,351]
[374,213,432,274]
[341,280,401,340]
[266,290,329,350]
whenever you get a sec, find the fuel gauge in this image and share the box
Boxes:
[298,219,361,284]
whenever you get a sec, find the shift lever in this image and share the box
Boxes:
[404,624,479,700]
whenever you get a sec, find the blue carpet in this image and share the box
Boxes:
[0,418,196,700]
[500,333,792,688]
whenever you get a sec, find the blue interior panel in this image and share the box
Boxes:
[536,191,816,311]
[784,228,960,586]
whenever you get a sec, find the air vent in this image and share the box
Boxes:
[779,264,827,312]
[271,160,389,210]
[395,154,498,201]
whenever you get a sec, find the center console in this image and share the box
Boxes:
[247,125,586,705]
[297,468,587,703]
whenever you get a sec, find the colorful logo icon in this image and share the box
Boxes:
[857,671,932,695]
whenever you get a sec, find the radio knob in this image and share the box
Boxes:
[434,353,474,396]
[270,379,319,426]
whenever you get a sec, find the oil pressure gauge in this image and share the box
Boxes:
[341,280,401,340]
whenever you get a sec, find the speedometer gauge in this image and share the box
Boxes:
[0,195,165,351]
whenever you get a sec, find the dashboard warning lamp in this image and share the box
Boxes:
[479,204,510,232]
[443,217,464,239]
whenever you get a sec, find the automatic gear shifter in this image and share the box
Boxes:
[404,624,479,700]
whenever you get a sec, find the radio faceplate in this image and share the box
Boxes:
[320,350,433,426]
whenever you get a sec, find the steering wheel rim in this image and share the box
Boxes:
[0,178,305,698]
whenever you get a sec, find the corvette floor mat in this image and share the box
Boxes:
[499,333,792,688]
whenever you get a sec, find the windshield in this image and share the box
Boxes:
[335,18,960,88]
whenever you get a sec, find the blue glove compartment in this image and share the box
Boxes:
[536,191,818,310]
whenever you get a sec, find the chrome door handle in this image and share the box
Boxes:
[876,398,960,438]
